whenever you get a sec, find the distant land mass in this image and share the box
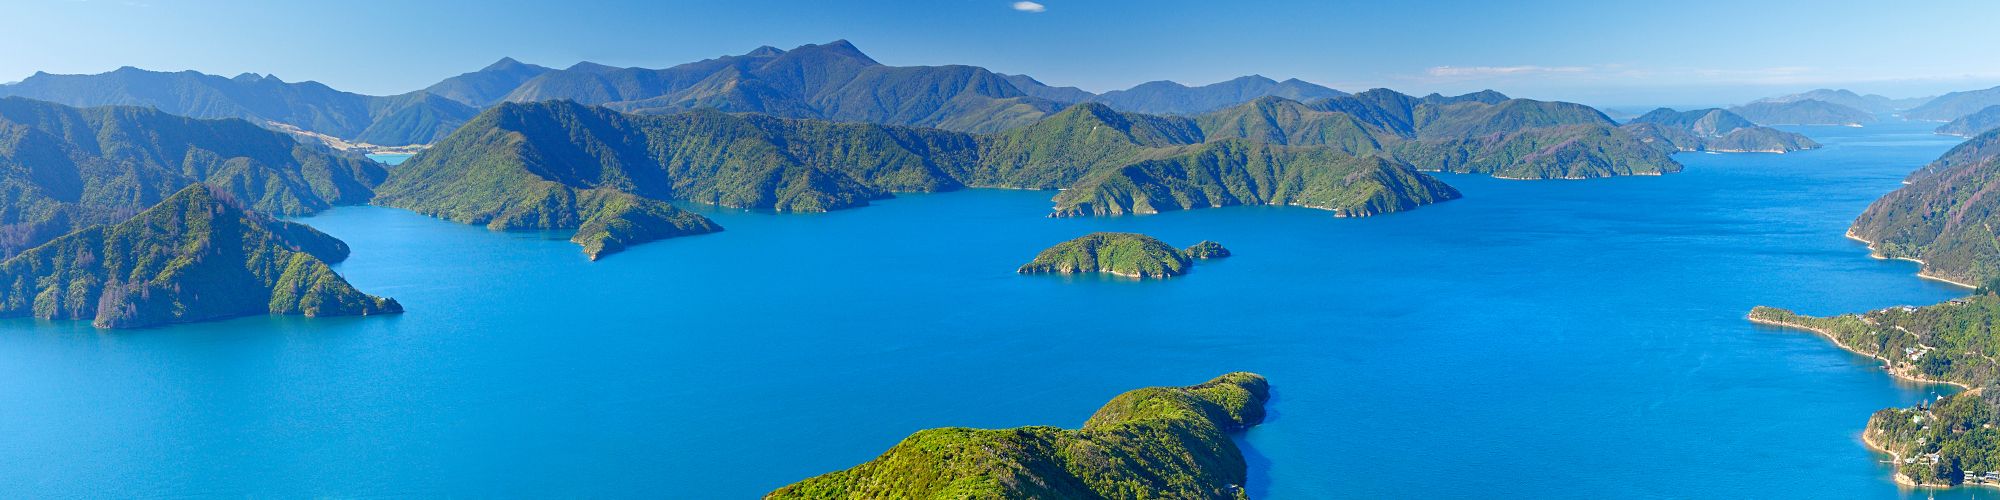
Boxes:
[768,373,1269,499]
[1621,108,1820,153]
[0,68,477,147]
[1936,105,2000,137]
[1850,128,2000,287]
[1752,88,1929,115]
[1728,99,1875,126]
[0,185,401,329]
[0,97,386,257]
[1748,300,1999,488]
[1089,75,1348,115]
[380,82,1709,255]
[1906,85,2000,122]
[1189,90,1683,179]
[1017,232,1228,278]
[380,99,1470,256]
[477,41,1353,132]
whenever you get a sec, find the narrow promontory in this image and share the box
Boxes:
[1018,232,1228,278]
[1748,301,2000,487]
[767,372,1270,499]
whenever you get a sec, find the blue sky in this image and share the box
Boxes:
[9,0,2000,107]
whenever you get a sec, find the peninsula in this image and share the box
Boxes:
[0,185,402,328]
[1748,302,1999,487]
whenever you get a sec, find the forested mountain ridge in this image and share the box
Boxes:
[379,100,1468,257]
[0,97,386,257]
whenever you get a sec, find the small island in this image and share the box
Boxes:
[1018,232,1229,278]
[767,372,1270,499]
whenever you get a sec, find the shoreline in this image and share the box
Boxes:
[1745,315,1974,391]
[1861,427,2000,491]
[1843,230,1978,289]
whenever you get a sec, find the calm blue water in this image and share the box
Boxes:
[1,122,1985,498]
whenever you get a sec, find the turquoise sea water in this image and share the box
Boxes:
[1,122,1986,497]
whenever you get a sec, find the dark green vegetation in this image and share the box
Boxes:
[1864,390,1999,487]
[0,185,400,328]
[1727,99,1875,126]
[1183,240,1230,259]
[1621,108,1820,153]
[1748,302,1999,388]
[0,67,477,147]
[1748,301,2000,486]
[1050,140,1460,217]
[0,97,386,257]
[1193,90,1684,179]
[483,42,1350,131]
[767,372,1269,499]
[1850,128,2000,286]
[1938,105,2000,138]
[1752,88,1928,115]
[1089,75,1347,115]
[1908,85,2000,122]
[385,100,1467,256]
[500,41,1061,134]
[1017,232,1224,278]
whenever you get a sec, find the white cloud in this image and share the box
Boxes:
[1011,1,1046,13]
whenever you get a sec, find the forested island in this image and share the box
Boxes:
[767,372,1270,499]
[1017,232,1228,278]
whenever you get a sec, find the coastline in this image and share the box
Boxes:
[1744,315,1974,391]
[1843,229,1978,289]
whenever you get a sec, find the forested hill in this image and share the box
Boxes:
[0,97,386,257]
[0,185,401,329]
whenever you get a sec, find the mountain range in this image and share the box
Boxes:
[0,68,478,147]
[1751,88,1927,115]
[0,41,1360,146]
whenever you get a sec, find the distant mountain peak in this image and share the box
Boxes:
[746,45,786,57]
[788,39,879,65]
[564,61,622,72]
[482,57,527,71]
